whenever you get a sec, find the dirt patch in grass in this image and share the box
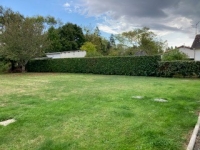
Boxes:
[0,104,5,107]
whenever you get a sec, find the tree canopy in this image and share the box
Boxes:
[0,6,51,72]
[80,42,102,57]
[47,23,85,52]
[115,27,166,55]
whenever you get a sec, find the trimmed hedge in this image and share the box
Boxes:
[157,61,200,77]
[27,56,161,76]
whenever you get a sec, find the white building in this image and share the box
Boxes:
[46,50,86,59]
[177,45,194,59]
[191,34,200,61]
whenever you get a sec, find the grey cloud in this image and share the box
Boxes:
[79,0,180,18]
[148,24,181,32]
[78,0,200,33]
[174,0,200,23]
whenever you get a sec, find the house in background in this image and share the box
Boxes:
[191,34,200,61]
[177,45,194,59]
[176,34,200,61]
[46,50,86,59]
[134,50,147,56]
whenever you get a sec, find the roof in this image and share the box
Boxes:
[191,34,200,49]
[134,50,147,56]
[177,45,191,49]
[46,50,83,55]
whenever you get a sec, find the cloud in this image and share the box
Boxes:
[63,2,72,12]
[73,0,200,46]
[75,0,200,46]
[63,2,70,8]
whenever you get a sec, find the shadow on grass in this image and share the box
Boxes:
[37,139,77,150]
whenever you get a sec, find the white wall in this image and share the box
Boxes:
[178,48,194,59]
[195,50,200,61]
[46,51,86,59]
[46,53,60,59]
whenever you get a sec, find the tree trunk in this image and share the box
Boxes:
[10,60,16,72]
[21,65,26,73]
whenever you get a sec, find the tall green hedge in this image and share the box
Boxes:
[27,56,161,76]
[157,61,200,77]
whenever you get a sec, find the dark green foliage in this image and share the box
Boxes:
[59,23,85,51]
[46,26,62,53]
[46,23,85,53]
[27,56,161,76]
[157,61,200,77]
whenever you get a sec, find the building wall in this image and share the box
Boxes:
[195,50,200,61]
[178,48,194,59]
[46,51,86,59]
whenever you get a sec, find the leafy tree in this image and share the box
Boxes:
[0,6,50,72]
[109,34,116,48]
[46,26,62,52]
[116,27,166,55]
[83,26,111,55]
[94,26,101,37]
[108,49,120,56]
[80,42,96,53]
[46,23,85,53]
[58,23,85,51]
[80,42,102,57]
[101,38,111,55]
[162,49,188,61]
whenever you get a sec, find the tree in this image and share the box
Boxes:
[46,23,85,53]
[83,26,111,55]
[109,34,116,48]
[117,27,166,55]
[80,42,99,57]
[58,23,85,51]
[0,7,50,72]
[94,26,101,37]
[101,38,110,55]
[46,26,62,52]
[162,49,188,61]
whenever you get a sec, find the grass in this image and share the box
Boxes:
[0,73,200,150]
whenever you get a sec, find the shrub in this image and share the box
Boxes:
[80,42,102,57]
[162,49,188,61]
[157,61,200,77]
[0,61,10,73]
[27,55,161,76]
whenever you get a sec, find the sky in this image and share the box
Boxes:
[1,0,200,47]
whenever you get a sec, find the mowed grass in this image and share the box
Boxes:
[0,73,200,150]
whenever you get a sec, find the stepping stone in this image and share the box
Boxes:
[154,98,168,102]
[132,96,144,99]
[0,119,16,126]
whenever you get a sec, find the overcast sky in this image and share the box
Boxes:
[1,0,200,47]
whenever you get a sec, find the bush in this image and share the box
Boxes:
[27,55,161,76]
[80,42,102,57]
[0,61,10,73]
[157,61,200,77]
[162,49,188,61]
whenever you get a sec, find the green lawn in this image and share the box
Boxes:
[0,73,199,150]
